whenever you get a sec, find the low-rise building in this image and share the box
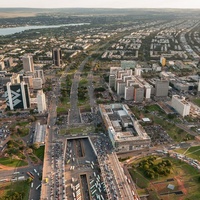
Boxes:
[99,103,151,152]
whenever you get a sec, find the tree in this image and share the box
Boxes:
[32,143,40,150]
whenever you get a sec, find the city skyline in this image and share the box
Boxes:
[0,0,200,9]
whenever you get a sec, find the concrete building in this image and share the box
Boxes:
[52,48,62,67]
[23,76,33,88]
[117,80,126,96]
[4,57,13,68]
[33,122,46,145]
[171,95,191,117]
[33,78,43,90]
[22,55,34,72]
[0,61,5,71]
[134,86,144,102]
[109,74,116,88]
[3,82,30,110]
[198,79,200,92]
[135,66,142,76]
[35,70,45,84]
[155,80,169,97]
[124,86,134,100]
[99,103,151,152]
[37,90,46,113]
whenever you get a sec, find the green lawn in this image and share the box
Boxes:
[57,106,68,114]
[193,98,200,107]
[144,104,164,113]
[33,146,45,161]
[0,158,28,167]
[129,169,149,188]
[0,180,30,200]
[129,156,200,200]
[29,155,38,163]
[175,146,200,161]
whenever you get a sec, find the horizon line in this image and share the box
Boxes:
[0,7,200,10]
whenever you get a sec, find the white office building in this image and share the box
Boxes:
[37,90,46,113]
[171,95,191,117]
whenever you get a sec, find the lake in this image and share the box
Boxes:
[0,23,90,36]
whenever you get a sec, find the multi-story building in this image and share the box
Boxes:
[33,78,43,90]
[37,90,46,113]
[155,80,169,97]
[23,76,33,88]
[4,57,13,68]
[0,61,5,71]
[171,95,191,117]
[22,55,34,72]
[52,48,62,67]
[35,70,45,84]
[4,82,30,110]
[134,86,144,102]
[99,103,151,152]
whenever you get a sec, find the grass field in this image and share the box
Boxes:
[129,156,200,200]
[33,146,45,161]
[175,146,200,161]
[0,180,30,200]
[193,98,200,107]
[0,158,28,167]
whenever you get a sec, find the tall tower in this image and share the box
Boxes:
[22,55,34,72]
[52,48,62,67]
[4,81,30,110]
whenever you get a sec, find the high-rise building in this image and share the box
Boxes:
[4,82,30,110]
[198,79,200,92]
[134,86,144,102]
[52,48,62,67]
[171,95,190,117]
[37,90,46,113]
[4,57,13,68]
[0,61,5,70]
[22,55,34,72]
[35,70,45,84]
[155,80,169,97]
[124,86,134,100]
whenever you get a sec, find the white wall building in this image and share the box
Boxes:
[171,95,191,117]
[37,90,46,113]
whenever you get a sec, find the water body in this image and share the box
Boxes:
[0,23,90,36]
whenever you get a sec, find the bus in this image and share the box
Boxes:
[27,172,34,179]
[36,184,41,190]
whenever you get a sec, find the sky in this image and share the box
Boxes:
[0,0,200,9]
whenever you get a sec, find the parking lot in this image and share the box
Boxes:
[48,142,66,200]
[65,137,107,200]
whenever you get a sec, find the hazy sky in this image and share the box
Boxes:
[0,0,200,9]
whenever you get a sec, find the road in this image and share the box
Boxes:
[68,57,90,125]
[40,77,60,200]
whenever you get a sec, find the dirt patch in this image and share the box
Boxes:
[174,176,187,200]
